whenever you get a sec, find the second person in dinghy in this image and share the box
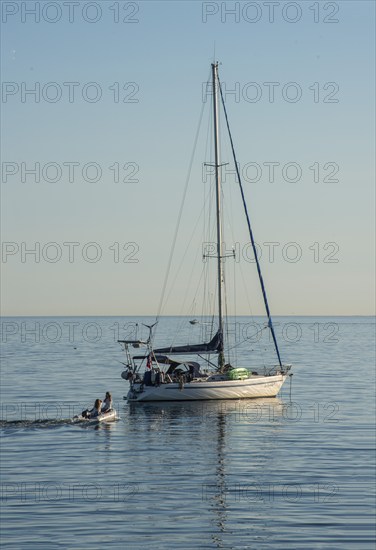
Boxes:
[101,392,112,413]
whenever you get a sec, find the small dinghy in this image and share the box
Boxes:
[74,409,118,424]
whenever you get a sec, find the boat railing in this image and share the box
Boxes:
[260,364,292,376]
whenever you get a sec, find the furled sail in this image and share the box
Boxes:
[153,330,222,355]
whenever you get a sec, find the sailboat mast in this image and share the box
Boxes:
[212,62,225,369]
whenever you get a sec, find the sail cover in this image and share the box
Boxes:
[153,330,222,355]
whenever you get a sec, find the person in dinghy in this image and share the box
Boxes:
[101,392,112,413]
[82,398,102,419]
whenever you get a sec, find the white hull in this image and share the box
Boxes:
[74,409,118,423]
[127,375,287,402]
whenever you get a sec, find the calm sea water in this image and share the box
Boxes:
[1,316,375,549]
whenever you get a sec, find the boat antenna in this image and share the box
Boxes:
[217,70,283,368]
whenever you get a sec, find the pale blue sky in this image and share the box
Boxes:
[1,0,374,315]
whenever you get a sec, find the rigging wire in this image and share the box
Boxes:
[217,70,283,367]
[155,68,211,326]
[164,200,211,348]
[237,258,269,369]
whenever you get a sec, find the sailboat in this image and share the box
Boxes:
[119,63,292,402]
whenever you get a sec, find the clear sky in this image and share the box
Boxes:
[1,0,374,316]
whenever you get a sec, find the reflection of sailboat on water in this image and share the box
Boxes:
[119,63,292,402]
[209,408,229,541]
[200,398,285,545]
[123,398,285,546]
